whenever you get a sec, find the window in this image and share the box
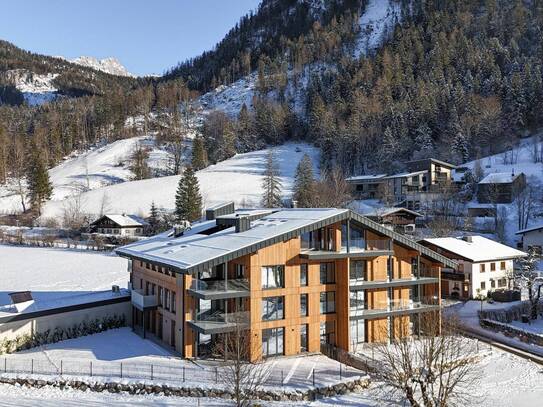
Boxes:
[140,279,143,290]
[300,294,308,317]
[411,257,418,277]
[320,291,336,314]
[261,296,284,321]
[300,263,308,286]
[480,281,486,290]
[261,266,285,289]
[262,328,284,358]
[490,263,496,271]
[235,264,245,279]
[300,324,308,352]
[171,292,176,314]
[349,290,365,310]
[320,263,335,284]
[152,264,157,272]
[498,278,507,288]
[350,260,365,281]
[480,264,486,273]
[320,321,335,345]
[350,319,365,344]
[151,284,156,296]
[165,289,171,310]
[158,286,163,307]
[500,262,506,270]
[490,280,496,288]
[145,282,150,295]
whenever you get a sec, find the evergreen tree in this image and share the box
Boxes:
[148,201,161,234]
[261,150,282,208]
[191,136,208,170]
[293,154,315,207]
[27,149,53,215]
[175,166,203,222]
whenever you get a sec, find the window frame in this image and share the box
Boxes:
[300,263,308,286]
[261,296,285,321]
[300,294,309,317]
[320,291,336,314]
[319,263,335,284]
[261,265,285,289]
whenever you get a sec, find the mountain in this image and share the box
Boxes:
[64,56,135,78]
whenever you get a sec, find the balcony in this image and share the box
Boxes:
[187,279,250,300]
[131,289,158,311]
[349,297,440,320]
[300,239,393,260]
[349,276,439,290]
[187,310,250,334]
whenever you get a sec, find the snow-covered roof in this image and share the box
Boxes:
[361,207,423,218]
[346,174,387,182]
[423,236,526,262]
[385,170,427,179]
[117,208,348,273]
[479,172,521,184]
[516,224,543,235]
[94,214,148,227]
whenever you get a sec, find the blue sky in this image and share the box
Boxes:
[0,0,261,76]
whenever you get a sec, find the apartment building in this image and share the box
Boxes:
[422,236,526,299]
[116,205,456,361]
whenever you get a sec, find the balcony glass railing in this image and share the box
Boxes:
[194,309,250,324]
[350,296,439,316]
[190,279,249,292]
[131,289,158,309]
[365,239,392,251]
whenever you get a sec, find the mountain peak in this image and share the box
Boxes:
[67,55,135,77]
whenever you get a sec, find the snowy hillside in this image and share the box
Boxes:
[3,69,58,106]
[40,143,320,220]
[65,56,135,77]
[194,0,401,118]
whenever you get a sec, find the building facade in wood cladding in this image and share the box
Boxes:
[118,208,452,361]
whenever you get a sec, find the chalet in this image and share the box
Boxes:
[405,158,456,189]
[116,204,455,360]
[515,224,543,253]
[421,236,526,299]
[477,172,526,204]
[91,214,148,237]
[361,207,423,235]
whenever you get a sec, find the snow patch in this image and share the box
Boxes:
[355,0,401,57]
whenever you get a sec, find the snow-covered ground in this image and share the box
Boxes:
[0,244,128,308]
[510,318,543,337]
[3,69,59,106]
[39,142,319,219]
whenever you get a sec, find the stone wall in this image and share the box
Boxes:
[0,375,371,402]
[480,319,543,347]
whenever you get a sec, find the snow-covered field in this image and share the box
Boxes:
[39,142,319,219]
[0,244,128,308]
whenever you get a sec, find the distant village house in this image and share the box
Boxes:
[91,214,149,237]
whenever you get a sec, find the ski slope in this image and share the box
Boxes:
[40,142,319,220]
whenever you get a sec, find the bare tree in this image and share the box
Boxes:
[376,180,396,207]
[511,248,543,320]
[213,321,267,407]
[312,167,353,208]
[372,313,481,407]
[513,183,535,230]
[61,192,89,230]
[8,138,27,213]
[98,192,112,217]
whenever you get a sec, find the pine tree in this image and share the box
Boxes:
[27,149,53,215]
[148,201,161,234]
[191,136,208,170]
[293,154,315,207]
[175,166,203,222]
[261,150,283,208]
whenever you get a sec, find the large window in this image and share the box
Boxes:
[320,263,335,284]
[320,291,336,314]
[350,319,365,344]
[349,290,365,311]
[300,263,308,286]
[262,328,284,358]
[261,265,285,289]
[300,324,308,352]
[320,321,335,345]
[300,294,308,317]
[350,260,365,281]
[261,296,284,321]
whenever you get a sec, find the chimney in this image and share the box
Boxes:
[206,201,235,220]
[462,235,473,243]
[234,216,251,233]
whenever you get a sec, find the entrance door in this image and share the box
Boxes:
[171,320,176,349]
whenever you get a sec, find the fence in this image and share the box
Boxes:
[0,356,360,389]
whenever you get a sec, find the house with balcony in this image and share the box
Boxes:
[477,171,526,204]
[346,174,387,199]
[421,236,526,299]
[91,214,148,236]
[116,203,455,361]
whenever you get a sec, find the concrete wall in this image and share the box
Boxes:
[0,299,131,342]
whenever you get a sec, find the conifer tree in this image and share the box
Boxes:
[293,154,315,207]
[175,166,202,222]
[261,150,282,208]
[148,201,161,234]
[27,149,53,215]
[191,136,208,170]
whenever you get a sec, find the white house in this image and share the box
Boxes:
[91,214,148,237]
[515,224,543,253]
[422,236,526,299]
